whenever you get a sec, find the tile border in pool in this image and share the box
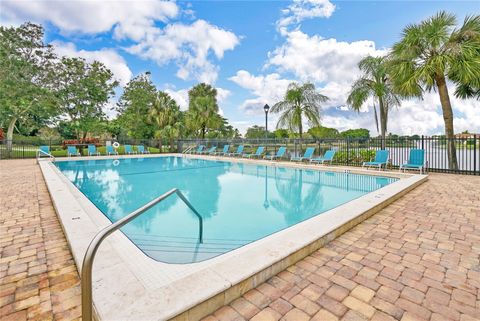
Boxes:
[38,154,427,321]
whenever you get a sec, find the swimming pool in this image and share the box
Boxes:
[56,156,397,264]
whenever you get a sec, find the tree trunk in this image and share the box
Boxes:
[435,73,458,170]
[6,117,17,156]
[379,97,387,149]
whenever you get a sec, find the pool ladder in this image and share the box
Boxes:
[81,188,204,321]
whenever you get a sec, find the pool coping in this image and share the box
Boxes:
[38,153,427,321]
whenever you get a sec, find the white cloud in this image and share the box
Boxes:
[164,88,189,111]
[267,30,387,85]
[52,41,133,87]
[2,0,239,83]
[277,0,335,34]
[127,20,239,83]
[1,0,178,35]
[229,70,293,115]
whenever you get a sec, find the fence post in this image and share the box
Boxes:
[346,137,350,166]
[474,135,477,176]
[421,135,424,150]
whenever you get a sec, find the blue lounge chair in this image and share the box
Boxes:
[213,145,230,156]
[88,144,100,156]
[124,145,136,155]
[291,147,315,162]
[243,146,265,158]
[137,145,150,154]
[264,146,287,160]
[106,145,118,155]
[363,150,389,170]
[311,150,336,164]
[226,145,244,157]
[400,149,427,174]
[37,146,50,157]
[67,146,80,157]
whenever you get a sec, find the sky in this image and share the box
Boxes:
[1,0,479,135]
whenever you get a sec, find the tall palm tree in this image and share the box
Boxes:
[149,91,183,151]
[271,82,328,139]
[347,56,400,148]
[389,12,480,170]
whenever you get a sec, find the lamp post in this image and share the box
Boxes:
[263,104,270,139]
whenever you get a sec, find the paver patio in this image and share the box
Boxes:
[0,160,81,321]
[1,159,479,321]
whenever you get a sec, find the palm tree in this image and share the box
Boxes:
[347,56,400,148]
[149,91,183,151]
[186,95,221,139]
[389,12,480,170]
[271,82,328,139]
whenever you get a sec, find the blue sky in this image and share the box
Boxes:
[1,0,479,135]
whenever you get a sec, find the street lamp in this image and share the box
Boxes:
[263,104,270,139]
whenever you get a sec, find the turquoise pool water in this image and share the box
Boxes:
[56,157,397,264]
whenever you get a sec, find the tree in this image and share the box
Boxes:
[245,125,275,139]
[340,128,370,138]
[308,126,339,138]
[117,74,157,138]
[270,82,328,140]
[273,129,290,138]
[56,57,117,140]
[205,117,241,138]
[347,56,400,148]
[149,91,183,151]
[0,23,58,149]
[390,12,480,170]
[186,83,222,138]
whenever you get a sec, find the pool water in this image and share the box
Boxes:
[56,157,397,264]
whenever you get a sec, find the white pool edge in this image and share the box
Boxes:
[38,154,427,321]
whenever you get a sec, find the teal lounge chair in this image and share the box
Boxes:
[191,145,205,154]
[400,149,427,174]
[67,146,80,157]
[88,144,100,156]
[264,146,287,160]
[207,146,217,155]
[124,145,136,155]
[137,145,150,154]
[243,146,265,158]
[213,145,230,155]
[200,146,216,154]
[37,146,50,157]
[291,147,315,162]
[106,146,118,155]
[311,150,336,164]
[363,150,389,170]
[226,145,244,157]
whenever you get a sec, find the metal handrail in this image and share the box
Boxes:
[36,150,55,163]
[182,145,194,154]
[81,188,204,321]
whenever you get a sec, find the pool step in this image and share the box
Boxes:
[128,234,251,264]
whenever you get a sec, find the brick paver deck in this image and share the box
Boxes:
[0,160,81,321]
[1,160,479,321]
[203,174,480,321]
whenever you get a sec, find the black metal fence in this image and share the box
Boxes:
[0,138,177,159]
[2,136,479,175]
[178,136,480,175]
